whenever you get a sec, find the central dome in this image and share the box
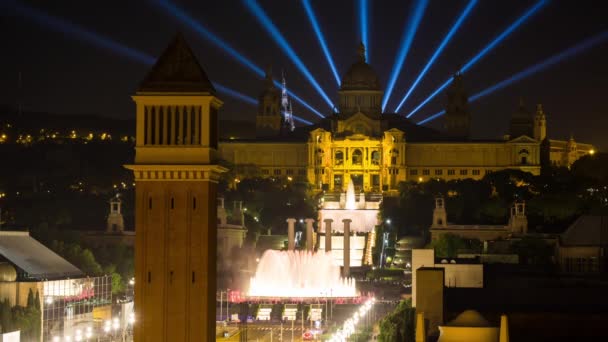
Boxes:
[340,43,381,91]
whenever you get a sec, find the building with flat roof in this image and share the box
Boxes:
[0,231,112,341]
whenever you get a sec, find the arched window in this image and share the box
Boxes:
[371,150,380,165]
[352,149,363,165]
[335,151,344,165]
[518,148,529,165]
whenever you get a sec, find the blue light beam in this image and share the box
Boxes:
[417,30,608,125]
[213,83,314,125]
[3,2,301,121]
[406,0,548,118]
[359,0,369,62]
[287,113,313,126]
[382,0,429,112]
[244,0,335,110]
[213,83,257,105]
[5,1,154,65]
[393,0,477,113]
[153,0,324,119]
[302,0,341,86]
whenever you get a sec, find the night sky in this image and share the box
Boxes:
[2,1,607,147]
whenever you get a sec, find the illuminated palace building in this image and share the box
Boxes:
[220,43,594,193]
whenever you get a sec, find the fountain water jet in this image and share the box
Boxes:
[248,250,357,298]
[345,178,357,210]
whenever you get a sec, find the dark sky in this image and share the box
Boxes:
[1,1,607,148]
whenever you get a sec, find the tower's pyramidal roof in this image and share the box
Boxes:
[138,33,216,93]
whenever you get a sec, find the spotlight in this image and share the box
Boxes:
[152,0,324,118]
[393,0,477,112]
[417,30,608,125]
[302,0,341,85]
[359,0,370,62]
[382,0,429,112]
[244,0,335,109]
[406,0,548,118]
[6,1,154,65]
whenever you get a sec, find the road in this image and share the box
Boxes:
[218,322,309,342]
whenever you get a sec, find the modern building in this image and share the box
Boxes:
[125,33,226,341]
[219,43,595,195]
[412,249,484,307]
[0,231,112,341]
[556,215,608,273]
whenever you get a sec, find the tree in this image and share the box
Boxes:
[510,237,554,265]
[26,289,35,309]
[430,234,466,258]
[0,299,12,333]
[103,264,124,294]
[378,299,416,342]
[34,290,40,310]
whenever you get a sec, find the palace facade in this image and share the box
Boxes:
[219,44,594,192]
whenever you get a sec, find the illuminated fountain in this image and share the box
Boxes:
[248,250,357,298]
[318,178,381,267]
[345,179,356,210]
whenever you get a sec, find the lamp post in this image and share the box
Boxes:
[220,291,223,322]
[226,288,230,322]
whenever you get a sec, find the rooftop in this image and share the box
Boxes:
[0,231,83,280]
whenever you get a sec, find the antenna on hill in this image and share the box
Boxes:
[281,71,295,132]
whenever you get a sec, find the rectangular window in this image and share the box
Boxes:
[274,169,281,175]
[262,169,269,175]
[435,169,443,176]
[460,169,468,176]
[485,169,492,175]
[334,174,343,189]
[472,169,480,176]
[410,169,418,176]
[447,169,455,176]
[210,107,218,149]
[372,174,380,186]
[286,169,294,175]
[298,169,306,176]
[422,169,430,176]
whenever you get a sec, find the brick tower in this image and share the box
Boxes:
[126,33,226,342]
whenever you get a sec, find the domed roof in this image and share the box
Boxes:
[447,310,490,327]
[0,262,17,282]
[340,43,381,91]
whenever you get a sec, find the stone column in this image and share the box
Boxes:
[342,219,352,277]
[415,312,426,342]
[324,219,333,252]
[305,218,315,252]
[287,218,296,251]
[499,314,510,342]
